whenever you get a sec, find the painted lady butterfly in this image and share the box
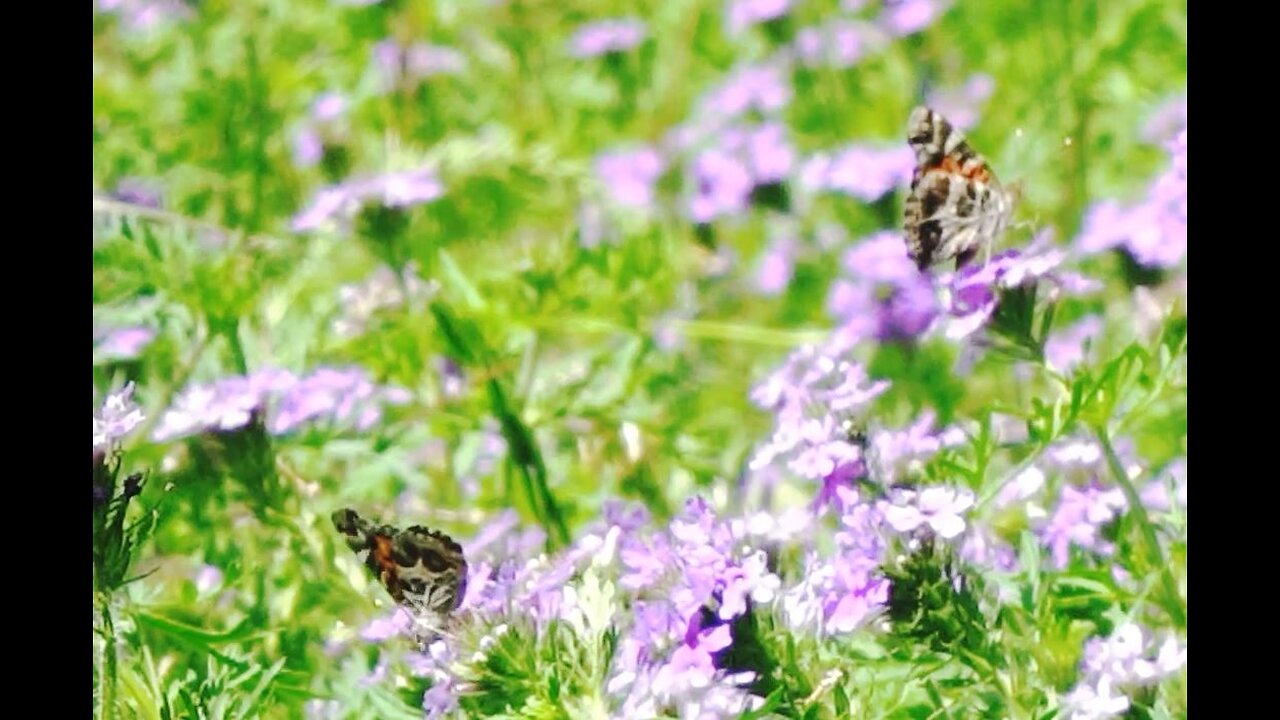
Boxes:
[332,508,468,640]
[903,106,1016,271]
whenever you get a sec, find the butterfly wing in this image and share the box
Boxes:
[904,106,1012,270]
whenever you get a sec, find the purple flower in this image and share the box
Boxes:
[728,0,792,34]
[685,122,796,223]
[96,326,156,361]
[688,147,753,223]
[750,345,889,483]
[754,234,796,296]
[867,411,964,485]
[373,40,466,92]
[292,167,444,232]
[97,0,191,30]
[1140,458,1187,512]
[882,486,975,539]
[292,129,324,168]
[800,145,914,201]
[879,0,946,36]
[291,92,351,169]
[194,564,224,595]
[938,235,1082,340]
[1062,623,1187,719]
[830,231,941,341]
[94,382,145,451]
[596,146,666,209]
[924,74,995,131]
[568,19,647,58]
[794,20,885,69]
[1045,315,1104,373]
[1075,130,1186,269]
[110,177,164,209]
[1142,95,1187,144]
[152,367,408,442]
[704,64,792,119]
[1038,480,1127,568]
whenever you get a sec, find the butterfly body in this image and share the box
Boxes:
[332,508,468,639]
[903,106,1015,271]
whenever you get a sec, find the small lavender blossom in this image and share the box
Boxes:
[94,382,146,451]
[568,19,647,58]
[1075,129,1186,269]
[292,92,350,169]
[882,486,975,539]
[373,40,466,92]
[728,0,792,35]
[152,367,408,442]
[1062,623,1187,719]
[924,74,995,131]
[749,345,889,482]
[830,231,941,341]
[800,145,914,201]
[754,235,795,296]
[97,326,156,360]
[1045,315,1104,373]
[596,146,665,209]
[292,167,444,232]
[1039,480,1128,568]
[879,0,946,36]
[97,0,191,31]
[794,20,885,69]
[1142,96,1187,144]
[866,411,965,485]
[1140,458,1187,512]
[688,147,753,223]
[939,237,1078,340]
[110,177,164,209]
[194,564,224,595]
[704,64,792,119]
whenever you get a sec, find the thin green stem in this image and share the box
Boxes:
[1094,429,1186,628]
[96,598,117,720]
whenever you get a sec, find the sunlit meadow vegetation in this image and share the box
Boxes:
[93,0,1186,717]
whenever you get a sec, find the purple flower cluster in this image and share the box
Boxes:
[595,146,666,210]
[800,144,915,202]
[1075,127,1187,270]
[568,19,647,58]
[372,40,467,93]
[609,498,781,716]
[96,0,191,31]
[793,20,886,69]
[292,92,350,169]
[938,233,1100,340]
[827,231,941,341]
[693,63,792,126]
[292,167,445,233]
[152,366,410,442]
[1044,315,1104,374]
[923,74,995,131]
[749,342,889,483]
[686,122,796,223]
[95,326,157,361]
[727,0,792,35]
[783,487,890,635]
[868,411,967,486]
[878,0,948,37]
[94,382,146,452]
[1061,622,1186,719]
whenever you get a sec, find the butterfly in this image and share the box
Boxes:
[332,508,468,642]
[903,106,1017,271]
